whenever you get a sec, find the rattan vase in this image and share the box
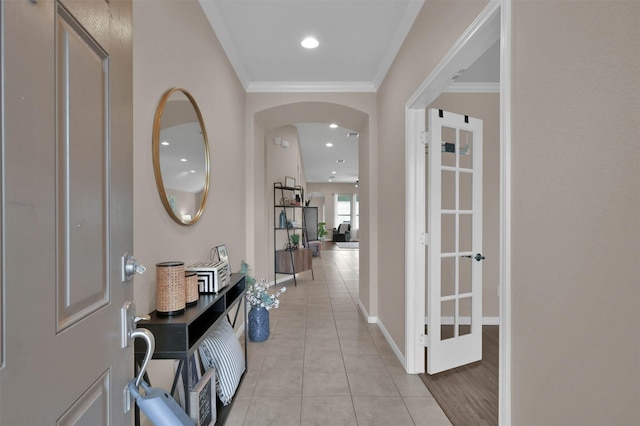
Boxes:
[185,271,199,306]
[156,261,185,315]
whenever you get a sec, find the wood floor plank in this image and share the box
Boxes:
[419,325,499,426]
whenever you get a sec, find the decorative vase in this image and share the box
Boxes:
[248,306,270,342]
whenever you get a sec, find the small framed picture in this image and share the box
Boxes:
[285,176,296,187]
[188,351,202,390]
[216,244,229,265]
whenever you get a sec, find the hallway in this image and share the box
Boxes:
[227,247,451,425]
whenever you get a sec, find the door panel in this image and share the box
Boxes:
[426,108,483,374]
[0,0,133,424]
[57,7,110,330]
[57,370,110,426]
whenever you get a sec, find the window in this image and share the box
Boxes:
[336,194,351,225]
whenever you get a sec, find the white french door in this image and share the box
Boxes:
[426,108,483,374]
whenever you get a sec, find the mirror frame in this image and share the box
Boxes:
[152,87,210,226]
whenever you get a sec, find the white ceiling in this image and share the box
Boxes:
[199,0,425,92]
[198,0,499,183]
[295,123,360,184]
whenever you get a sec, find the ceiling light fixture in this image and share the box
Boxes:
[161,141,170,146]
[180,158,187,162]
[325,142,333,147]
[331,171,336,174]
[301,37,319,49]
[336,159,345,163]
[329,123,338,128]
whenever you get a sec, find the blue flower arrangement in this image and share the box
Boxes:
[240,261,286,310]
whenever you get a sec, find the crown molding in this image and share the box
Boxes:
[443,82,500,93]
[246,81,377,93]
[373,0,425,89]
[199,0,251,90]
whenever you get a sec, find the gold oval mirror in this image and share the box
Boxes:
[152,88,210,225]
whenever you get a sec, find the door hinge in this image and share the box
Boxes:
[419,233,429,246]
[420,334,429,347]
[420,131,431,145]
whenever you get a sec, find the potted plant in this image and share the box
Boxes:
[240,261,286,342]
[290,233,300,248]
[318,222,327,240]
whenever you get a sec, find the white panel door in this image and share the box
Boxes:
[0,0,134,424]
[426,108,483,374]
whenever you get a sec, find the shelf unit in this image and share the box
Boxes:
[274,182,314,286]
[134,273,246,426]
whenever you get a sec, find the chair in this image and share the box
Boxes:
[333,223,351,242]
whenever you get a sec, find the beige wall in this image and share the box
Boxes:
[266,125,308,280]
[510,1,640,424]
[376,0,490,361]
[429,92,500,318]
[246,94,377,315]
[131,1,246,415]
[132,0,246,315]
[377,0,639,423]
[127,0,640,422]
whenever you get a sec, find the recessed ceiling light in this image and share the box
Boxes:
[180,158,187,162]
[336,159,345,163]
[325,142,333,147]
[331,171,336,174]
[190,170,196,173]
[328,179,333,182]
[161,141,170,146]
[301,37,319,49]
[329,123,338,128]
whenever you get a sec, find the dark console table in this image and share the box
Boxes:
[134,273,246,425]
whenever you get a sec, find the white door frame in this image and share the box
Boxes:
[404,0,511,424]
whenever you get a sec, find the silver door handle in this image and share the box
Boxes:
[131,328,155,388]
[122,253,146,282]
[121,301,150,348]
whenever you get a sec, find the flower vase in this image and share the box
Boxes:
[248,306,270,342]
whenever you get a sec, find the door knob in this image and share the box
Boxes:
[121,301,150,348]
[475,253,485,261]
[121,252,146,282]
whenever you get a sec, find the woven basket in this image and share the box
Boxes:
[156,261,185,315]
[185,271,199,305]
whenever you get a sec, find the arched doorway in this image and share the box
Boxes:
[245,98,379,320]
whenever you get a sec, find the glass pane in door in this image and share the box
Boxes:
[441,257,455,297]
[459,129,473,169]
[459,297,472,336]
[441,214,455,253]
[441,126,456,167]
[440,299,455,341]
[459,257,472,294]
[459,214,472,252]
[441,170,456,210]
[459,171,473,210]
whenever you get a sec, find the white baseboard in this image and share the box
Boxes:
[357,299,407,371]
[376,318,407,371]
[424,316,500,325]
[357,299,377,323]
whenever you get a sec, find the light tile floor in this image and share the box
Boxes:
[227,247,451,426]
